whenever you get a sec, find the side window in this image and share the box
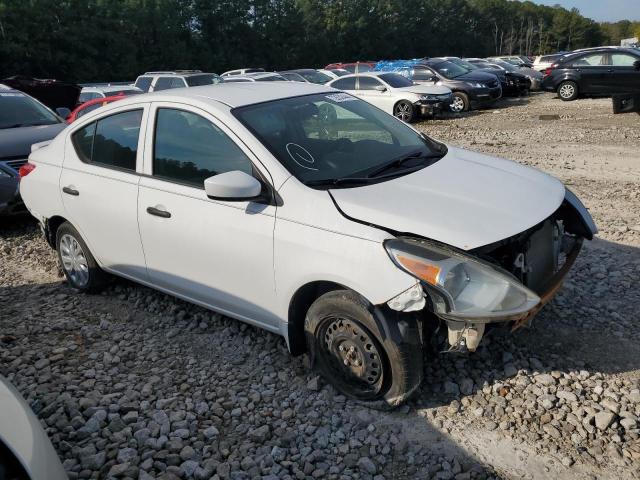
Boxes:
[170,77,186,88]
[71,110,142,171]
[153,77,173,91]
[78,92,100,103]
[153,108,253,187]
[135,77,153,92]
[331,77,357,90]
[611,54,638,66]
[358,77,383,90]
[72,122,96,162]
[574,54,609,66]
[413,68,435,81]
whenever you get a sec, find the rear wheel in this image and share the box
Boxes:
[393,100,415,123]
[304,290,423,407]
[56,222,108,292]
[558,81,578,101]
[450,92,469,112]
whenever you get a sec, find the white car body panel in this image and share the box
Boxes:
[0,376,67,480]
[330,146,565,251]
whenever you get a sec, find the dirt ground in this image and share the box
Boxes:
[1,92,639,480]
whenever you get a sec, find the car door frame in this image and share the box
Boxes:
[60,100,151,278]
[137,100,281,330]
[609,51,640,93]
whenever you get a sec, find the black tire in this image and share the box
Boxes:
[56,222,108,292]
[304,290,423,407]
[450,92,469,113]
[558,81,578,101]
[393,100,415,123]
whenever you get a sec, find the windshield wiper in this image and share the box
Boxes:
[305,177,374,188]
[366,150,444,178]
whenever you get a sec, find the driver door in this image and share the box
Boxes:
[137,103,279,329]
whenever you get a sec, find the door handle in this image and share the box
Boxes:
[62,186,79,196]
[146,206,171,218]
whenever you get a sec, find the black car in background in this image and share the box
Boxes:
[413,58,502,112]
[457,57,531,96]
[0,85,66,215]
[541,47,640,101]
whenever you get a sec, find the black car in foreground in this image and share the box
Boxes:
[413,58,502,112]
[0,85,66,215]
[541,47,640,101]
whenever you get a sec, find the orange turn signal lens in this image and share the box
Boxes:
[396,254,441,285]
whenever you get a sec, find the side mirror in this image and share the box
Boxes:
[374,85,387,92]
[56,107,71,119]
[204,170,263,201]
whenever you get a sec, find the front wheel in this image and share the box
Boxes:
[450,92,469,113]
[393,100,415,123]
[304,290,423,407]
[56,222,108,292]
[558,81,578,101]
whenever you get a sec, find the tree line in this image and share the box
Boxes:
[0,0,636,83]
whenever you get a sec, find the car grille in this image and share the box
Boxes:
[2,158,27,173]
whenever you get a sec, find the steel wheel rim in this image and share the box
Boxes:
[450,96,465,112]
[318,316,384,398]
[559,84,574,98]
[394,103,411,122]
[60,234,89,287]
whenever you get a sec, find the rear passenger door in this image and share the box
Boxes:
[571,53,611,94]
[137,103,279,329]
[60,105,149,279]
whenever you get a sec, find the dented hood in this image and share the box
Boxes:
[330,146,565,250]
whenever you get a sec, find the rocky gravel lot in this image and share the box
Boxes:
[1,92,639,480]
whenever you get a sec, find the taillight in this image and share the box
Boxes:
[19,162,36,179]
[544,63,558,77]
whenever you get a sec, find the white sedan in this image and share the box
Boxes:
[20,83,595,406]
[327,72,453,122]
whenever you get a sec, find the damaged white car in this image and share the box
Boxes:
[19,83,596,406]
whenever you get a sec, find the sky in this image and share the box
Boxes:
[529,0,640,22]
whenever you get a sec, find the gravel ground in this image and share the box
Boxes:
[1,92,639,480]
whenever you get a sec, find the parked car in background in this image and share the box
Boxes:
[324,62,376,73]
[278,69,332,84]
[533,54,562,73]
[67,93,139,123]
[318,68,350,79]
[0,375,67,480]
[489,55,533,68]
[541,47,640,101]
[222,72,288,83]
[1,75,80,115]
[134,71,222,93]
[0,85,66,215]
[327,72,452,122]
[78,85,141,104]
[417,59,502,112]
[488,58,543,90]
[19,82,596,407]
[465,58,531,96]
[221,68,265,77]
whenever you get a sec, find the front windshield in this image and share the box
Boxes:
[378,73,413,88]
[450,58,478,70]
[233,93,445,187]
[186,74,223,87]
[299,70,332,84]
[492,59,518,72]
[257,75,287,82]
[0,92,60,129]
[429,61,470,79]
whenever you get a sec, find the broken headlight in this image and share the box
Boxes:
[385,238,540,321]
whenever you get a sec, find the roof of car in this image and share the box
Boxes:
[112,82,332,109]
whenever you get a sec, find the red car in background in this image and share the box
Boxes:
[66,92,139,123]
[324,61,377,73]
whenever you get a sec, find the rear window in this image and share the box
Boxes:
[540,55,559,63]
[185,74,223,87]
